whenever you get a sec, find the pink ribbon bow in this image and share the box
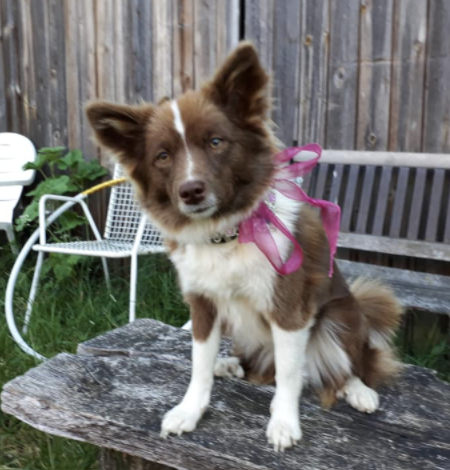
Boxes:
[238,143,341,276]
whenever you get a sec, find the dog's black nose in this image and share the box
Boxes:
[179,180,206,205]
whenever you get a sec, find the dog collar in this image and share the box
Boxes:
[210,227,239,244]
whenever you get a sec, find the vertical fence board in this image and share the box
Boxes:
[357,0,393,150]
[298,0,329,144]
[389,0,427,152]
[244,0,275,71]
[173,0,194,95]
[423,0,450,152]
[48,0,67,147]
[0,3,5,132]
[270,0,301,145]
[30,0,51,144]
[153,0,174,100]
[326,0,359,149]
[2,0,24,134]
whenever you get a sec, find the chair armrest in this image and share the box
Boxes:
[38,194,103,245]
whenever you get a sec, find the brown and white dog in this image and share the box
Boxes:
[86,42,403,451]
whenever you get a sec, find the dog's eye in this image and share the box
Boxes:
[209,137,223,149]
[156,151,169,162]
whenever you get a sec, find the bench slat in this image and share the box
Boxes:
[340,165,360,232]
[338,232,450,263]
[313,163,329,200]
[356,166,376,233]
[425,169,445,242]
[321,150,450,169]
[338,259,450,315]
[329,163,344,204]
[372,166,393,236]
[389,167,409,238]
[407,168,427,240]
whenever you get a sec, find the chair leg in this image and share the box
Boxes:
[101,257,111,290]
[5,224,18,255]
[129,254,138,323]
[23,251,45,334]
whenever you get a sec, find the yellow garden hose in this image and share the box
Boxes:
[82,177,128,196]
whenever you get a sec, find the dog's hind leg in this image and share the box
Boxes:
[214,357,245,379]
[336,376,379,413]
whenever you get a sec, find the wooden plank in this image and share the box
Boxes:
[313,163,329,199]
[48,0,67,147]
[271,0,301,144]
[244,0,275,71]
[444,195,450,243]
[406,168,427,240]
[340,165,360,232]
[173,0,194,96]
[78,0,97,159]
[321,150,450,169]
[357,0,393,151]
[215,0,239,65]
[153,0,173,99]
[425,169,445,241]
[298,0,330,144]
[193,0,218,87]
[64,0,81,150]
[389,0,427,152]
[372,166,393,236]
[338,232,450,262]
[30,0,51,144]
[355,166,376,233]
[17,0,37,141]
[423,0,450,153]
[328,163,344,205]
[131,0,153,102]
[3,320,450,469]
[1,0,24,134]
[326,0,359,149]
[389,167,409,238]
[339,260,450,315]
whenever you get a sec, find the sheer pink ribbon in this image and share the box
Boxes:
[238,144,341,276]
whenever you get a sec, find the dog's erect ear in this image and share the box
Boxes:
[85,101,153,163]
[204,42,269,122]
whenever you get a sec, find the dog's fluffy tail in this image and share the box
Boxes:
[350,278,404,387]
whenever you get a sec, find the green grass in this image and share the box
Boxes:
[0,243,448,470]
[0,246,188,470]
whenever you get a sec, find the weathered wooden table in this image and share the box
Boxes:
[2,319,450,470]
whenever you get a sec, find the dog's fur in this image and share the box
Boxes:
[86,42,403,451]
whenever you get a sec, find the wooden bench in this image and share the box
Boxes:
[312,150,450,316]
[2,319,450,470]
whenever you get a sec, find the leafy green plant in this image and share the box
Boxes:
[14,147,108,281]
[15,147,107,234]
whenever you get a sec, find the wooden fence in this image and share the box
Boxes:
[1,0,450,229]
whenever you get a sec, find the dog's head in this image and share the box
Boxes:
[86,42,278,240]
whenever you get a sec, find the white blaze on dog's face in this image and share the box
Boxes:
[86,42,278,236]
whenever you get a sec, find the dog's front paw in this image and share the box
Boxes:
[266,415,302,452]
[160,404,202,438]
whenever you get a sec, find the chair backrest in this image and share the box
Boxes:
[104,165,164,249]
[303,150,450,262]
[0,133,36,186]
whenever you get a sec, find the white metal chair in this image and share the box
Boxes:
[0,133,36,254]
[5,164,167,360]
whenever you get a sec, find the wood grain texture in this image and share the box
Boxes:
[326,0,359,149]
[100,449,175,470]
[338,232,450,263]
[174,0,195,95]
[357,0,393,151]
[339,259,450,315]
[423,0,450,153]
[2,319,450,469]
[298,0,329,144]
[271,0,301,144]
[153,0,173,100]
[244,0,275,71]
[389,0,427,152]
